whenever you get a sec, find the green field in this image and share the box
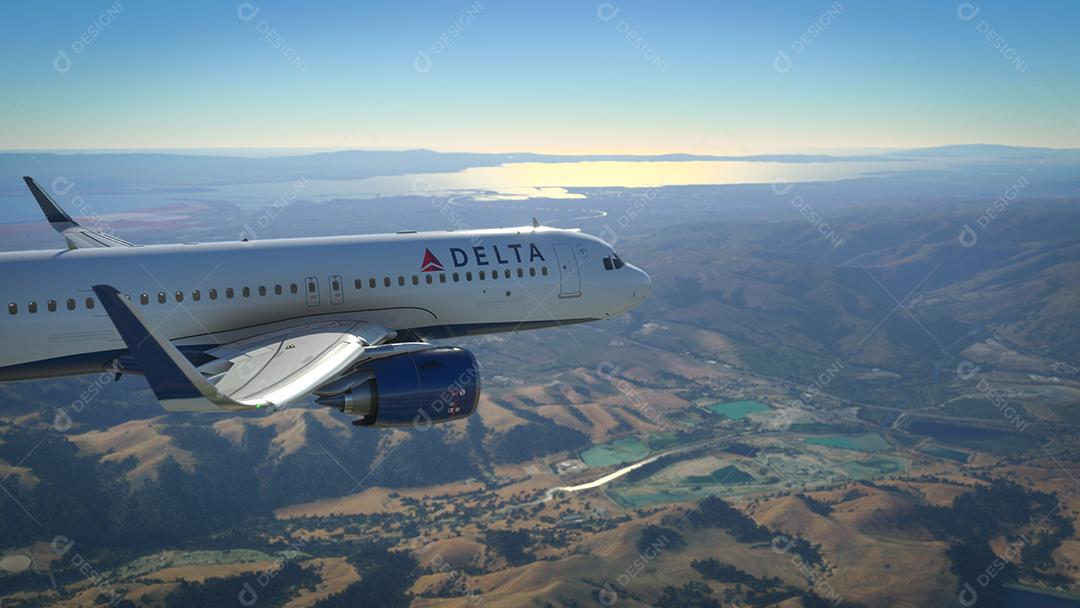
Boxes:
[919,444,970,463]
[647,428,713,451]
[841,458,906,479]
[612,487,715,509]
[804,433,891,452]
[945,398,1031,421]
[706,400,771,419]
[905,420,1037,454]
[581,437,649,467]
[686,465,754,485]
[111,549,281,580]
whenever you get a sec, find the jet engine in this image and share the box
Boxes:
[314,346,480,427]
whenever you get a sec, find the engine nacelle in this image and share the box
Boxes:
[315,347,480,428]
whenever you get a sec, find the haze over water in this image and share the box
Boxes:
[0,158,929,224]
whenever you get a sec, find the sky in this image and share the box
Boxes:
[0,0,1078,155]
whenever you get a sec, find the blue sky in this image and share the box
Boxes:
[0,0,1078,154]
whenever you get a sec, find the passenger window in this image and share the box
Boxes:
[67,298,76,311]
[466,271,473,281]
[398,276,405,286]
[332,279,340,291]
[479,270,485,280]
[275,284,282,295]
[453,272,460,282]
[258,286,267,296]
[290,283,298,294]
[242,287,251,297]
[28,301,37,313]
[383,277,391,287]
[209,289,218,300]
[369,278,376,289]
[140,293,149,305]
[490,271,498,281]
[158,292,167,304]
[7,303,15,315]
[530,267,536,277]
[192,290,201,301]
[412,275,419,285]
[542,266,549,276]
[504,269,511,279]
[85,297,95,310]
[226,287,234,299]
[426,274,433,284]
[354,279,362,289]
[439,273,446,283]
[175,291,184,303]
[47,299,57,312]
[517,268,524,278]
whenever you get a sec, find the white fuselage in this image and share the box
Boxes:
[0,226,650,380]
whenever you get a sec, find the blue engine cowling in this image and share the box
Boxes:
[332,347,480,428]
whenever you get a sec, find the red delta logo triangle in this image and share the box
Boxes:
[420,248,444,272]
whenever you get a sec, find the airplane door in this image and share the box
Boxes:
[329,275,344,305]
[305,277,320,307]
[552,243,581,298]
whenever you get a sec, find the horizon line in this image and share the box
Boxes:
[0,142,1074,158]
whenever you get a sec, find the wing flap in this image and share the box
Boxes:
[92,285,255,412]
[92,284,394,412]
[202,320,393,403]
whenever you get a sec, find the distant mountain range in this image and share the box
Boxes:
[2,144,1079,197]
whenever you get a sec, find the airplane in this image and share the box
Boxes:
[0,177,650,427]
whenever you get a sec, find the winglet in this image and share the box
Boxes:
[23,176,77,227]
[23,177,134,250]
[92,285,261,412]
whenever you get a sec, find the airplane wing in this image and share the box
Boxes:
[92,285,404,412]
[24,176,135,249]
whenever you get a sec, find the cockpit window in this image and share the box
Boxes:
[603,254,626,270]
